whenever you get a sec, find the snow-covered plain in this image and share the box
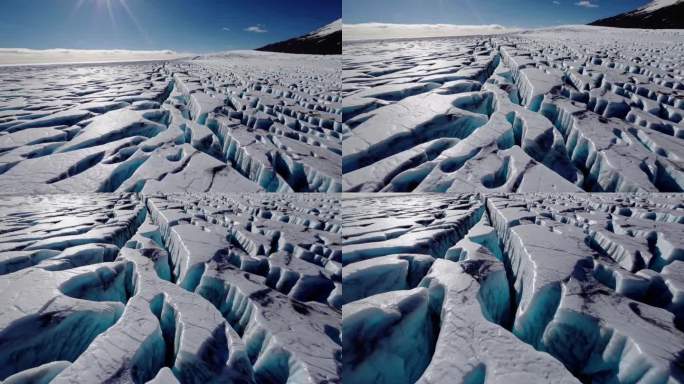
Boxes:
[342,193,684,384]
[0,193,341,383]
[0,48,185,66]
[342,26,684,192]
[342,23,515,41]
[0,51,341,194]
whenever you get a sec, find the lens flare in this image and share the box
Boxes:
[70,0,151,44]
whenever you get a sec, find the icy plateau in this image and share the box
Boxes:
[0,51,341,194]
[0,193,341,383]
[342,193,684,384]
[342,27,684,193]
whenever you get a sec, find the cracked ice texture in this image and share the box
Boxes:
[0,51,341,194]
[341,193,684,384]
[0,193,341,383]
[341,27,684,193]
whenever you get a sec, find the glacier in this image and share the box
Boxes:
[0,51,341,194]
[0,193,341,383]
[342,26,684,192]
[342,193,684,384]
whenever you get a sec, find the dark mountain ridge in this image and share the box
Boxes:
[257,19,341,55]
[590,0,684,29]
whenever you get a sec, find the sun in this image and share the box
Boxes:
[71,0,150,44]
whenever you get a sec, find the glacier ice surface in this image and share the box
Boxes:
[0,51,341,194]
[0,193,341,383]
[342,27,684,192]
[342,193,684,384]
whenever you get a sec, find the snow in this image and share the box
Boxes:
[342,23,517,41]
[308,18,341,39]
[342,287,435,384]
[0,50,341,194]
[416,259,579,384]
[0,193,341,382]
[343,193,684,383]
[342,254,434,303]
[635,0,683,13]
[342,26,684,192]
[0,48,185,66]
[2,18,684,384]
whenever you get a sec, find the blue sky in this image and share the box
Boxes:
[343,0,651,28]
[0,0,341,52]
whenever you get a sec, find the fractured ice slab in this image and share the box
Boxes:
[343,194,484,265]
[0,51,341,194]
[342,287,435,384]
[0,193,341,383]
[416,259,580,384]
[342,27,684,192]
[342,193,684,383]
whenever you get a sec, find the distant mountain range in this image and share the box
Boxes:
[590,0,684,29]
[257,19,341,55]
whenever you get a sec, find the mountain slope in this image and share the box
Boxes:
[590,0,684,28]
[257,19,341,55]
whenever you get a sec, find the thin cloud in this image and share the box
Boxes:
[575,1,598,7]
[244,25,267,33]
[553,1,560,4]
[222,27,230,31]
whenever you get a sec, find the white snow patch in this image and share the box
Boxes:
[342,23,517,41]
[634,0,682,13]
[308,18,341,39]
